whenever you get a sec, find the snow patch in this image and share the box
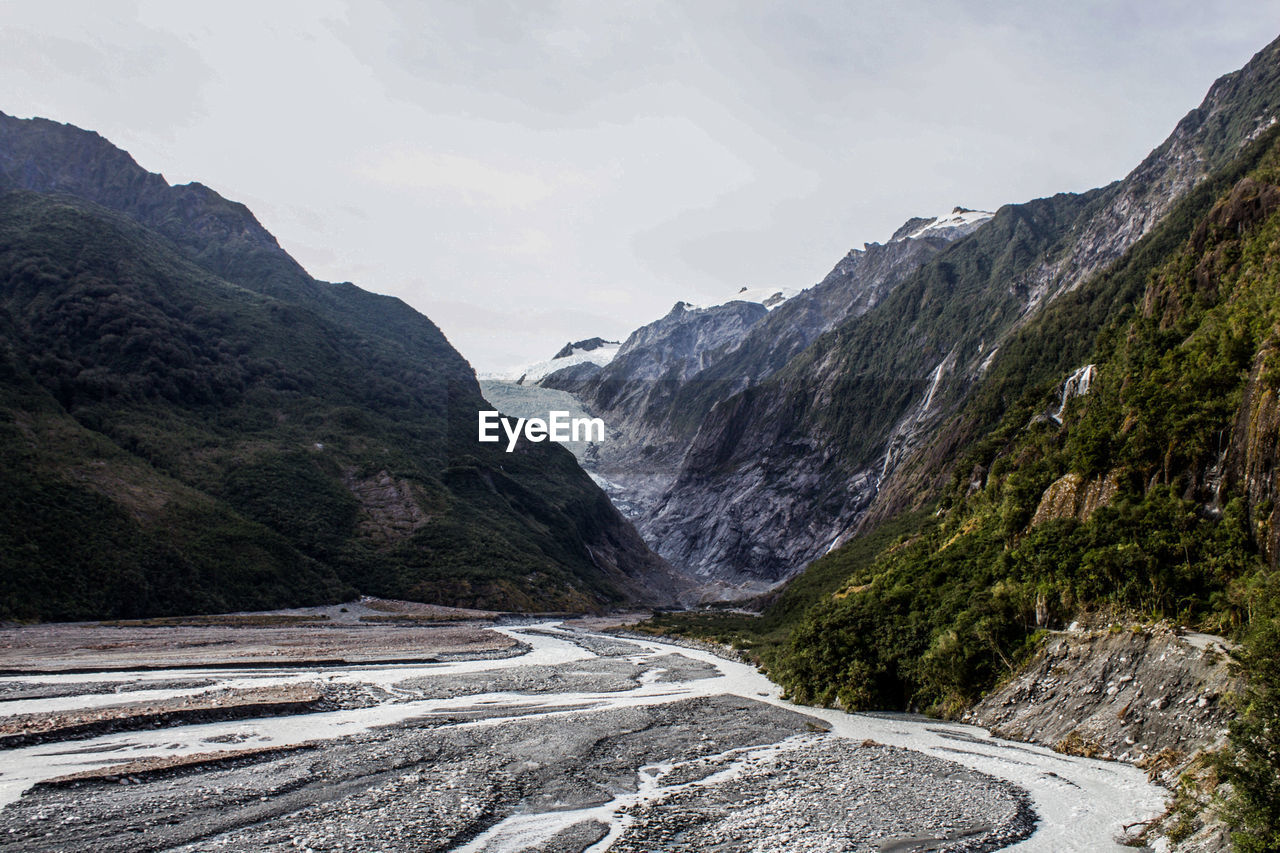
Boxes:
[897,207,994,242]
[481,343,622,384]
[683,286,799,312]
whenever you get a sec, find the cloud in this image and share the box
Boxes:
[3,1,1279,372]
[359,148,560,208]
[0,5,211,138]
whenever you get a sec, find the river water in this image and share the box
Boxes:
[0,622,1167,851]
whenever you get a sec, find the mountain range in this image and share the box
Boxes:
[7,29,1280,848]
[526,37,1280,607]
[616,34,1280,850]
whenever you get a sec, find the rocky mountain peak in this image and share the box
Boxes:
[553,337,619,360]
[888,207,994,243]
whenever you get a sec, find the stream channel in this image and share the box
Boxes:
[0,622,1167,851]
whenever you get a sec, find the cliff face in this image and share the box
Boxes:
[695,211,993,397]
[646,193,1094,584]
[643,36,1280,591]
[1216,181,1280,568]
[1227,354,1280,564]
[967,623,1241,852]
[552,211,989,559]
[586,299,769,401]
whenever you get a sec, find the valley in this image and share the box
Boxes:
[3,17,1280,852]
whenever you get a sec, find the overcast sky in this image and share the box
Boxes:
[2,2,1279,372]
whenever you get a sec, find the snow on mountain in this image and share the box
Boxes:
[481,341,622,384]
[684,286,799,312]
[893,207,994,242]
[553,337,616,359]
[480,288,796,384]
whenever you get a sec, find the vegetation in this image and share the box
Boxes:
[0,185,647,620]
[640,507,936,666]
[651,126,1280,843]
[1219,575,1280,852]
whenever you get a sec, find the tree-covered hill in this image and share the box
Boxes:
[0,117,677,621]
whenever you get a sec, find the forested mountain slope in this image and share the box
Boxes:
[645,35,1280,588]
[651,115,1280,853]
[0,115,677,620]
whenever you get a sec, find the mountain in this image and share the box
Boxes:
[483,337,622,386]
[642,35,1280,850]
[753,123,1280,851]
[546,285,802,398]
[552,337,618,360]
[764,120,1280,709]
[543,210,991,546]
[0,112,678,620]
[644,36,1280,590]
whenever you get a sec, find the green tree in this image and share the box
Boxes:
[1221,610,1280,852]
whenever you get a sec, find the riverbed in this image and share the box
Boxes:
[0,618,1167,851]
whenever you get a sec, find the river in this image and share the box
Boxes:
[0,621,1167,851]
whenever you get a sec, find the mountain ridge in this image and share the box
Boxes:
[541,206,991,559]
[0,114,681,620]
[640,34,1280,590]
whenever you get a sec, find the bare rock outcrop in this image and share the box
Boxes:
[345,470,431,544]
[966,622,1240,786]
[1030,471,1121,526]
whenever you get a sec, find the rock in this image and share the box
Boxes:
[551,210,986,590]
[561,39,1280,595]
[1031,470,1122,526]
[972,622,1241,785]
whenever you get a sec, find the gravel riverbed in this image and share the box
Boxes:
[0,615,1165,851]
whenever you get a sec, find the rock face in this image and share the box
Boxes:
[550,210,992,566]
[644,195,1090,584]
[544,298,771,517]
[967,623,1240,787]
[701,209,994,400]
[343,471,431,545]
[553,337,617,360]
[1030,471,1121,526]
[638,36,1280,591]
[585,300,770,393]
[1227,352,1280,563]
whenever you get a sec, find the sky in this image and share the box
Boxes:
[2,2,1279,373]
